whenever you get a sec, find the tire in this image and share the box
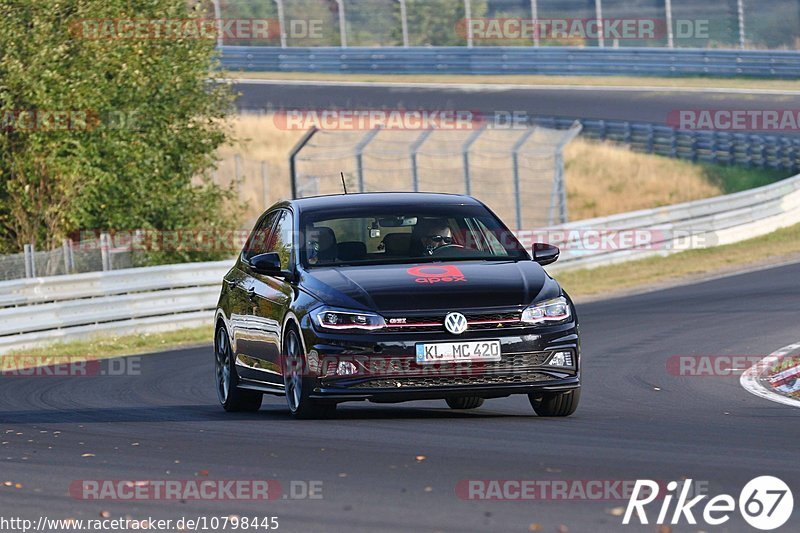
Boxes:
[215,325,263,412]
[529,389,580,417]
[282,328,336,420]
[445,396,485,409]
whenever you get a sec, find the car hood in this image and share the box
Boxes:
[300,261,559,313]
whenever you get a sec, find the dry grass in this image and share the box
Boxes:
[563,139,722,219]
[217,113,738,224]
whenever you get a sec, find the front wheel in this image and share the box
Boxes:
[215,325,262,412]
[283,328,336,419]
[529,389,580,417]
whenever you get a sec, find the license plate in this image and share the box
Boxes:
[415,340,501,364]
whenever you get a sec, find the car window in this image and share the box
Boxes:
[269,210,294,270]
[301,205,527,267]
[242,211,280,262]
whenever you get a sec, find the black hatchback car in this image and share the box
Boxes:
[214,193,580,418]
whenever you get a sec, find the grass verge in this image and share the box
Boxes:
[223,71,800,92]
[7,222,800,361]
[4,326,211,367]
[556,222,800,299]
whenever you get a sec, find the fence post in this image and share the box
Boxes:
[261,161,270,210]
[335,0,347,48]
[24,243,36,278]
[530,0,540,47]
[289,126,318,199]
[664,0,674,48]
[355,128,381,193]
[464,0,473,48]
[273,0,287,48]
[397,0,409,47]
[410,129,433,192]
[549,121,583,225]
[511,127,537,230]
[234,154,242,196]
[461,124,486,196]
[595,0,604,48]
[100,232,111,271]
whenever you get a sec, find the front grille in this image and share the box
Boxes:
[325,351,551,376]
[351,372,556,389]
[383,311,522,333]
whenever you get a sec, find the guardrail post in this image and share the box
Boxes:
[100,232,111,271]
[511,127,537,230]
[355,128,381,193]
[24,243,36,278]
[461,124,486,196]
[410,129,433,192]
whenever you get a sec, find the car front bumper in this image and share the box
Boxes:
[302,318,581,402]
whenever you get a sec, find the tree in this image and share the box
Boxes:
[0,0,238,263]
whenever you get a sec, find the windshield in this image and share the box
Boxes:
[300,204,528,267]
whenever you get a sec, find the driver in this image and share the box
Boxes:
[418,219,453,255]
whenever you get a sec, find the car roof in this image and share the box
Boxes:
[279,192,484,213]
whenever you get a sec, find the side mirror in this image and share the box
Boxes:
[532,243,560,266]
[250,252,282,275]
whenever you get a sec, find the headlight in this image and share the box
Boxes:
[314,308,386,331]
[521,296,571,325]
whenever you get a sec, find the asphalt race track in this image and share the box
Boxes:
[1,262,799,532]
[234,80,800,126]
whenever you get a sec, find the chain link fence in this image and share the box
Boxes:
[0,236,133,282]
[215,0,800,50]
[290,122,581,229]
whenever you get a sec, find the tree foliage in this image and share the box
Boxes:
[0,0,238,262]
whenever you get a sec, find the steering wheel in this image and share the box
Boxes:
[431,243,465,256]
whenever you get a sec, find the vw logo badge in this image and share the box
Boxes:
[444,312,468,335]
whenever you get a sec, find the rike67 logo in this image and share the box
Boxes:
[407,265,467,284]
[624,476,793,530]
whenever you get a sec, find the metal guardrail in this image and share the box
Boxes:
[220,46,800,78]
[532,117,800,172]
[0,261,231,354]
[2,173,800,353]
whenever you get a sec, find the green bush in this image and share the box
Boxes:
[0,0,240,264]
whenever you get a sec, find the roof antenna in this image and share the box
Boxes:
[340,172,348,194]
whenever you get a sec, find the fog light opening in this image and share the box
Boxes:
[336,361,359,376]
[548,350,574,367]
